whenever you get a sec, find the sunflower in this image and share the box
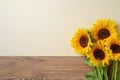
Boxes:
[89,41,111,67]
[108,38,120,61]
[90,19,118,41]
[70,28,92,56]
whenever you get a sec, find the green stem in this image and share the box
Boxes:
[94,67,98,78]
[103,67,108,80]
[96,67,102,80]
[111,61,118,80]
[114,61,118,80]
[111,61,115,80]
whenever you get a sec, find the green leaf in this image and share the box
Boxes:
[86,71,96,77]
[84,58,93,67]
[86,67,100,80]
[116,72,120,80]
[86,70,100,80]
[86,77,94,80]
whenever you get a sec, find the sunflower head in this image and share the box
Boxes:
[70,28,92,56]
[90,19,118,41]
[108,38,120,61]
[89,40,112,67]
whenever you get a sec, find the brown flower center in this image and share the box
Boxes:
[94,49,105,60]
[98,28,110,39]
[110,44,120,53]
[79,35,88,48]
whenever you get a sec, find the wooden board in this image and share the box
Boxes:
[0,56,118,80]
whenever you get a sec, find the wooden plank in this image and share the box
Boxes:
[0,56,116,80]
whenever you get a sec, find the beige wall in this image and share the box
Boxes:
[0,0,120,56]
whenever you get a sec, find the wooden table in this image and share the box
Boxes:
[0,56,96,80]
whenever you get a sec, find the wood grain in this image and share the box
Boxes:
[0,56,95,80]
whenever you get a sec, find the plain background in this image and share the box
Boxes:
[0,0,120,56]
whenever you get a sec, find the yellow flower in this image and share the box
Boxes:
[91,19,118,41]
[70,28,92,56]
[89,41,111,67]
[108,38,120,61]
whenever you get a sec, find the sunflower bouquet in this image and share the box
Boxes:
[70,19,120,80]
